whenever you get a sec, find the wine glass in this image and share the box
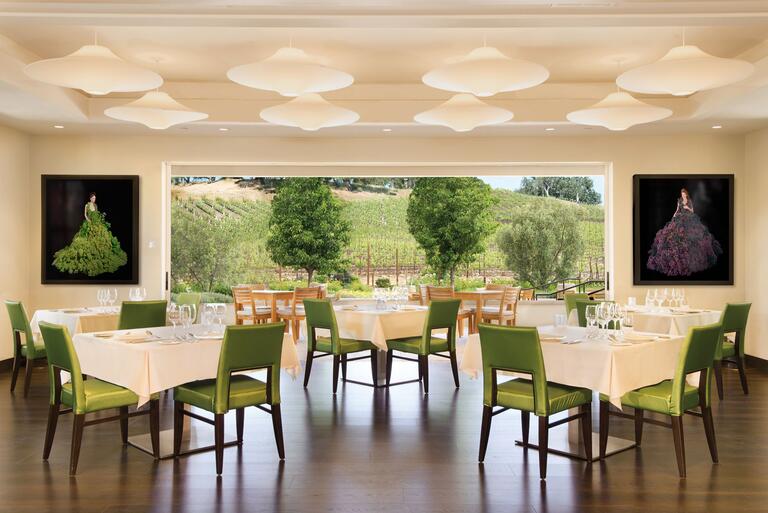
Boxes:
[139,287,147,300]
[214,304,226,331]
[201,304,215,330]
[179,305,192,339]
[645,289,654,309]
[187,303,197,326]
[612,304,625,334]
[128,288,138,301]
[108,288,117,308]
[679,289,687,308]
[585,305,598,339]
[167,303,180,338]
[597,303,612,338]
[96,289,105,307]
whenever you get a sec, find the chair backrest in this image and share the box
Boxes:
[717,302,752,359]
[519,289,535,301]
[176,292,202,322]
[426,286,454,302]
[231,286,254,313]
[418,299,460,354]
[291,287,322,314]
[214,323,285,414]
[564,293,590,317]
[38,321,86,411]
[671,323,722,414]
[498,286,522,314]
[485,283,507,291]
[478,324,549,416]
[118,300,168,330]
[303,299,342,352]
[4,300,39,359]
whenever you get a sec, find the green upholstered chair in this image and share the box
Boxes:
[5,300,47,397]
[574,299,617,329]
[598,323,722,477]
[564,293,589,320]
[714,303,751,399]
[176,292,202,323]
[303,299,378,394]
[477,323,592,479]
[118,300,167,330]
[38,322,159,475]
[173,323,286,475]
[385,299,461,394]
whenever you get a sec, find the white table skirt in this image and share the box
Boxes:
[317,306,428,350]
[629,309,721,336]
[460,326,686,409]
[31,306,120,336]
[72,324,300,407]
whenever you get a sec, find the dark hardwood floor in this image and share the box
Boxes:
[1,340,767,513]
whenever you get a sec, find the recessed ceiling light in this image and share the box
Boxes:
[382,128,392,132]
[545,127,556,131]
[712,125,722,129]
[219,127,229,132]
[53,125,64,129]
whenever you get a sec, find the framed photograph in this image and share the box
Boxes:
[42,175,139,284]
[633,174,733,285]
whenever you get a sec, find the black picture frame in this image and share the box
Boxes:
[633,174,733,286]
[41,175,139,284]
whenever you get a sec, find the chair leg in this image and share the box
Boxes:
[538,416,549,479]
[303,350,314,388]
[736,357,749,395]
[385,350,393,386]
[69,414,86,475]
[341,354,348,381]
[449,350,460,388]
[149,400,160,459]
[634,408,644,446]
[23,358,34,397]
[236,408,244,444]
[419,355,429,394]
[173,400,184,457]
[271,404,285,460]
[370,350,378,385]
[581,404,593,462]
[702,406,719,463]
[599,401,609,459]
[119,406,129,444]
[521,411,530,446]
[332,355,341,394]
[457,319,464,337]
[713,360,724,400]
[43,404,60,460]
[671,415,686,478]
[9,354,21,392]
[478,405,492,462]
[214,413,224,475]
[291,321,299,343]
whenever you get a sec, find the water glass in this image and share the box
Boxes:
[201,304,215,329]
[627,296,637,308]
[214,304,226,330]
[108,288,117,307]
[167,303,180,338]
[585,305,598,339]
[553,313,567,329]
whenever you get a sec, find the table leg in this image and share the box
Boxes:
[271,296,278,323]
[473,299,484,334]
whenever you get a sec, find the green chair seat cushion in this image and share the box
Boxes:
[619,379,700,415]
[720,341,736,359]
[496,378,591,415]
[315,336,376,354]
[21,341,46,358]
[386,336,449,354]
[174,375,269,413]
[61,378,149,413]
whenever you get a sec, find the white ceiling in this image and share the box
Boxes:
[1,0,768,136]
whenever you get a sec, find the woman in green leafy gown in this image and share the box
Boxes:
[53,192,128,276]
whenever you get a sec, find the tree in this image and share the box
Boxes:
[406,177,497,285]
[517,177,601,204]
[267,178,351,285]
[496,203,583,287]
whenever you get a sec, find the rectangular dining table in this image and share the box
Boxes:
[72,324,301,457]
[31,306,120,336]
[251,289,295,322]
[627,308,721,336]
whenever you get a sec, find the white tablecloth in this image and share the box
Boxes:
[31,306,120,335]
[629,308,721,336]
[460,326,686,408]
[326,306,428,350]
[72,324,300,407]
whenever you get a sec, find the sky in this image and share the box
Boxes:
[479,175,605,204]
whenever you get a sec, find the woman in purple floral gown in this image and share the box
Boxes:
[647,188,722,276]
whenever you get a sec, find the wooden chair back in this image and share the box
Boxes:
[426,286,454,302]
[291,287,322,315]
[485,283,508,291]
[520,288,535,301]
[499,286,522,314]
[231,286,254,315]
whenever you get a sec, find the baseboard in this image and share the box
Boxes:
[746,355,768,372]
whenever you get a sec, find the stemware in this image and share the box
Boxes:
[167,303,180,338]
[612,304,625,334]
[214,304,226,331]
[585,304,598,339]
[108,288,117,308]
[596,303,610,338]
[179,304,192,339]
[96,289,105,307]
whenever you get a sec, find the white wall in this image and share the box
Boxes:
[0,126,30,360]
[745,129,768,359]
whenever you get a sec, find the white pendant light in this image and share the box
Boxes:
[566,91,672,131]
[24,44,162,95]
[616,45,754,96]
[259,93,359,131]
[104,91,208,129]
[422,46,549,97]
[228,47,354,97]
[413,93,513,132]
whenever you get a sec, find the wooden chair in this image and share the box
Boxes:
[480,286,521,326]
[231,286,271,325]
[520,288,536,301]
[277,287,322,343]
[4,300,47,397]
[426,286,474,335]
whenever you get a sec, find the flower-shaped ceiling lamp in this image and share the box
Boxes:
[259,93,359,131]
[422,46,549,97]
[616,45,754,96]
[228,47,354,97]
[414,93,513,132]
[104,91,208,129]
[566,91,672,131]
[24,45,163,95]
